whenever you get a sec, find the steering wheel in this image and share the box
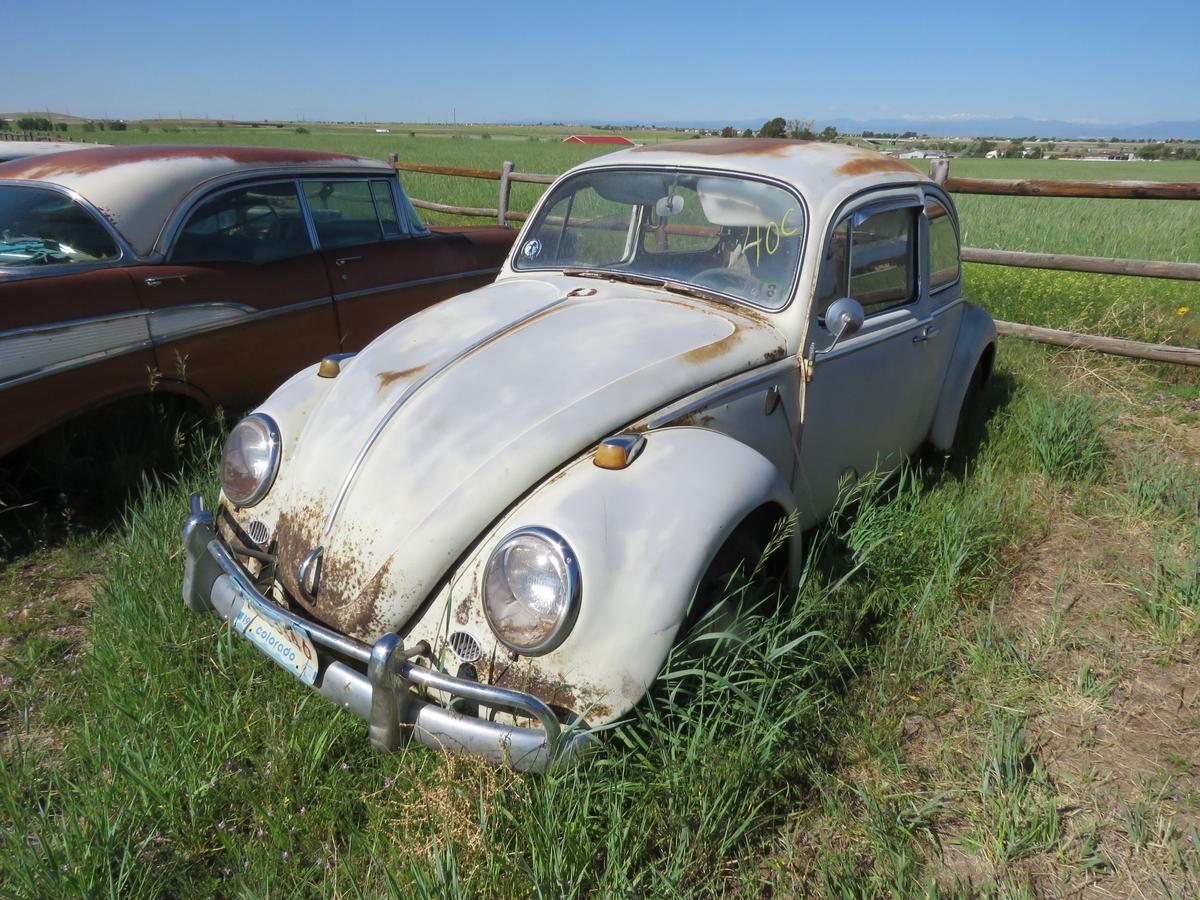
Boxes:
[695,267,759,296]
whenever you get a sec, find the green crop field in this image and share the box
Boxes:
[71,123,1198,351]
[2,123,1198,897]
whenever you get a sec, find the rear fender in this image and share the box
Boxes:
[928,302,996,451]
[408,426,797,725]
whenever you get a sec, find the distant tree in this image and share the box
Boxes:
[0,118,8,131]
[17,116,52,131]
[54,121,68,132]
[108,120,127,131]
[740,128,754,138]
[215,120,225,128]
[818,125,838,142]
[1137,143,1162,160]
[719,125,736,138]
[758,117,788,138]
[787,118,814,140]
[1026,145,1043,159]
[295,126,309,134]
[81,121,97,133]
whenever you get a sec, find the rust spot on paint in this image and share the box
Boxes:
[682,327,744,364]
[631,138,808,157]
[833,154,920,177]
[675,410,717,429]
[376,364,427,390]
[454,571,479,625]
[0,144,375,181]
[271,500,394,640]
[492,660,578,714]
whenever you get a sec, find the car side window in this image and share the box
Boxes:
[303,180,385,248]
[847,206,916,316]
[369,180,402,238]
[926,198,960,293]
[813,220,849,319]
[172,182,310,264]
[0,185,120,267]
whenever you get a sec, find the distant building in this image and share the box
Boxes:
[375,128,391,134]
[563,135,634,145]
[897,150,945,159]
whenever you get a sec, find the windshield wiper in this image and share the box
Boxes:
[562,267,666,288]
[661,280,736,306]
[562,267,741,308]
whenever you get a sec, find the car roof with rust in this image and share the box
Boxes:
[568,138,930,217]
[0,144,393,257]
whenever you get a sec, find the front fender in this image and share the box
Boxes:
[928,302,996,451]
[408,426,796,724]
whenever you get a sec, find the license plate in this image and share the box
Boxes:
[232,593,319,686]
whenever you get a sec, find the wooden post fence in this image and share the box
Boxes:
[390,157,1200,368]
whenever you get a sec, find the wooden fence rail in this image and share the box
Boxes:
[391,156,1199,367]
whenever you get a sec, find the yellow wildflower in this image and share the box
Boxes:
[1178,306,1191,315]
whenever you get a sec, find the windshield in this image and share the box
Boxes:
[513,169,804,309]
[0,185,120,268]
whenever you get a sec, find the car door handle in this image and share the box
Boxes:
[334,256,362,267]
[913,325,941,343]
[144,274,188,287]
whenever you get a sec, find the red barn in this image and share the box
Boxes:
[562,135,634,145]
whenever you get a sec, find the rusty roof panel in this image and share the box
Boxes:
[0,145,393,257]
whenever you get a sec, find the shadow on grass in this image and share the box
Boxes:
[936,369,1018,481]
[0,396,223,559]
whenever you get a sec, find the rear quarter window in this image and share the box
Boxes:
[927,198,961,292]
[0,185,119,267]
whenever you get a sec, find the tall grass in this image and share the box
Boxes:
[0,369,1056,895]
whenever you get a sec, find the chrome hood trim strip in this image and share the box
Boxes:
[321,292,572,535]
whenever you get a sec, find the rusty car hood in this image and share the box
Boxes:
[267,275,786,640]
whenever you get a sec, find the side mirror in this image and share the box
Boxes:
[824,297,865,349]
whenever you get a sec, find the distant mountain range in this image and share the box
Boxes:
[646,116,1200,141]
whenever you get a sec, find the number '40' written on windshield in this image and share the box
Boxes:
[741,209,799,265]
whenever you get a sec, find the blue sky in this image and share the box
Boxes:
[9,0,1198,124]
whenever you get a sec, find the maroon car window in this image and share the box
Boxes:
[370,180,402,237]
[0,185,119,267]
[303,180,383,249]
[171,182,311,265]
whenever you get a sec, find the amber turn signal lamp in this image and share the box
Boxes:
[317,357,342,378]
[593,434,646,470]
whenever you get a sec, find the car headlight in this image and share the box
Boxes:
[482,527,580,656]
[220,413,281,507]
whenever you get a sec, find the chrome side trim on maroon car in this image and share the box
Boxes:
[181,494,590,773]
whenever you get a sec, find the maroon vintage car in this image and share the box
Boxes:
[0,145,513,459]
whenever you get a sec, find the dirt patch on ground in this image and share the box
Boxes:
[923,437,1200,894]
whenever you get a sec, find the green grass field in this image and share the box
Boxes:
[68,123,1198,351]
[2,124,1197,896]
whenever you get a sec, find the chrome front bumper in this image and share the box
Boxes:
[181,494,589,773]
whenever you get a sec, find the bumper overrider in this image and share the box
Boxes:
[181,494,591,773]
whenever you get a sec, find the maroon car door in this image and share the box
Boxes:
[1,268,156,457]
[301,177,499,352]
[132,180,339,412]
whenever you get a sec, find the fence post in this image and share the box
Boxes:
[929,158,949,185]
[388,152,398,166]
[497,161,514,226]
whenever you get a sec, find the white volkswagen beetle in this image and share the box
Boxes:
[182,139,995,772]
